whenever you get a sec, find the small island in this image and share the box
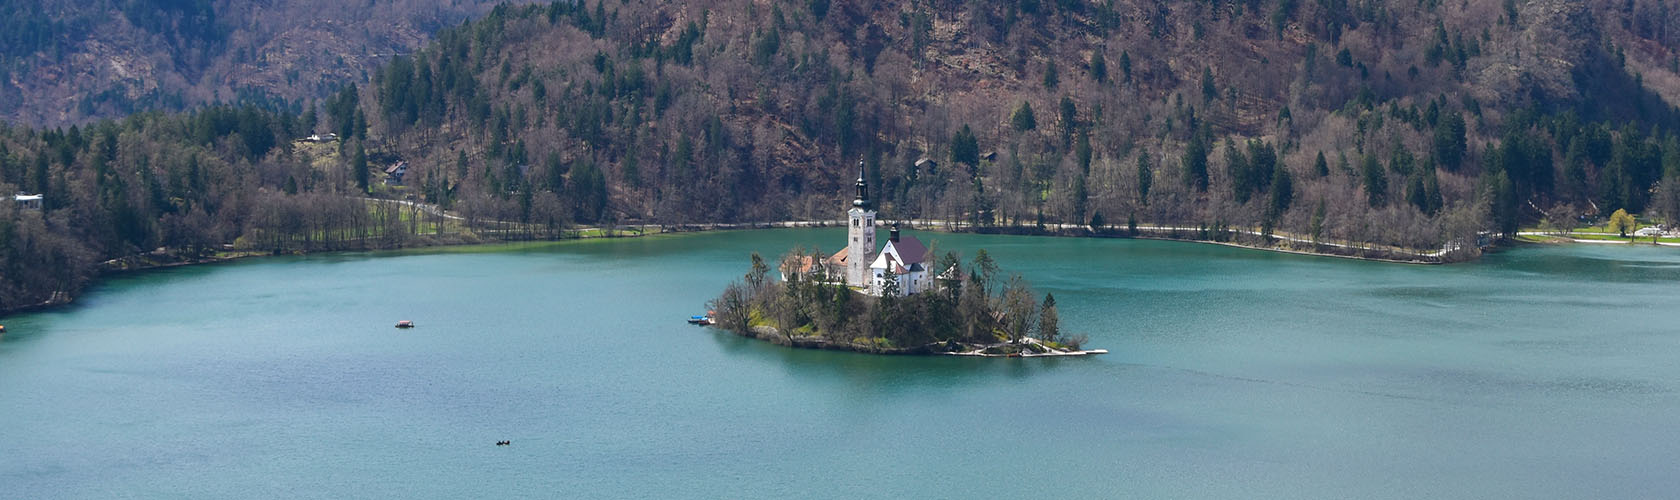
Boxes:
[706,164,1103,358]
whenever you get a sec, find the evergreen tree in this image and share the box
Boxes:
[1075,132,1093,174]
[546,153,566,192]
[1043,61,1059,89]
[32,153,48,195]
[1038,293,1059,342]
[1314,150,1330,177]
[1119,50,1132,82]
[1059,96,1077,146]
[1012,101,1037,132]
[353,141,369,194]
[1183,125,1211,192]
[1201,67,1217,102]
[1268,164,1293,219]
[1089,50,1107,83]
[951,125,979,166]
[881,272,901,297]
[1248,140,1277,192]
[1137,152,1153,204]
[1490,170,1519,236]
[1361,154,1386,207]
[747,252,769,290]
[1225,141,1252,202]
[1406,174,1428,214]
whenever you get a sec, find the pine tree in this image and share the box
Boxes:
[951,125,979,166]
[1268,165,1293,219]
[1076,132,1093,174]
[1038,293,1059,342]
[1059,96,1077,147]
[353,142,369,194]
[1226,141,1252,202]
[1119,50,1132,82]
[1361,155,1386,206]
[747,252,769,290]
[1089,50,1107,83]
[1012,101,1037,132]
[881,272,901,297]
[1137,152,1153,204]
[1201,67,1217,102]
[1183,125,1211,192]
[1433,111,1467,171]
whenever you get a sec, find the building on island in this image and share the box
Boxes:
[781,162,935,297]
[870,223,931,296]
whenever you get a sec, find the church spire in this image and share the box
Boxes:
[852,159,870,210]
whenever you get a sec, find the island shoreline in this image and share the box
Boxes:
[723,325,1107,358]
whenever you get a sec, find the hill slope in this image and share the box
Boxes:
[6,0,1680,312]
[0,0,531,127]
[357,0,1680,231]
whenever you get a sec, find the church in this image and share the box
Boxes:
[797,162,935,297]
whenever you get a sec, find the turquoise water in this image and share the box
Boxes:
[2,229,1677,499]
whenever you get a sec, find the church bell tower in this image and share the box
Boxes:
[846,160,876,288]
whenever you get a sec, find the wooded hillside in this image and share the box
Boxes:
[6,0,1680,313]
[353,0,1680,242]
[0,0,525,127]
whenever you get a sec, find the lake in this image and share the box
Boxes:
[2,229,1677,499]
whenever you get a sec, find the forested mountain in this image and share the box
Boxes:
[0,0,529,127]
[354,0,1680,237]
[7,0,1680,313]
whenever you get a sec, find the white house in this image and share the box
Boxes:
[869,223,932,296]
[13,193,42,211]
[384,161,408,185]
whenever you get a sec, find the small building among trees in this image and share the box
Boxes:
[383,161,408,185]
[13,193,42,211]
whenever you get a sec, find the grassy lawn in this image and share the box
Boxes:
[1568,233,1680,243]
[1518,232,1680,244]
[574,227,645,238]
[1564,224,1623,234]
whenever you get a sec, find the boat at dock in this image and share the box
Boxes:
[687,311,715,325]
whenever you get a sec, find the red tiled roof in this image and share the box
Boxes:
[781,255,818,274]
[827,247,849,265]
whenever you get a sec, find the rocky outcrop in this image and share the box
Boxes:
[1469,0,1598,109]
